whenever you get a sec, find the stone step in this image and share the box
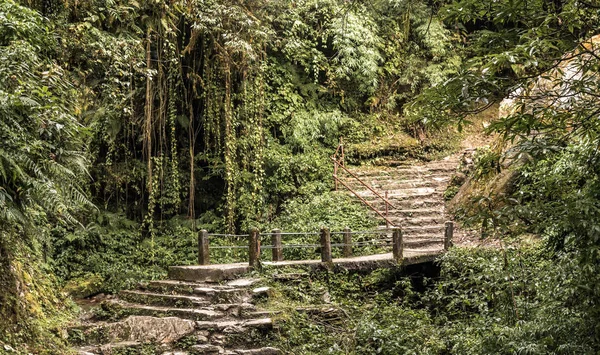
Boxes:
[343,178,449,190]
[188,344,223,354]
[70,315,197,348]
[105,300,258,321]
[229,348,281,355]
[387,216,446,226]
[195,318,274,332]
[390,199,444,209]
[380,236,445,248]
[375,182,449,191]
[144,282,250,303]
[361,191,444,202]
[186,346,281,355]
[169,264,252,283]
[356,187,439,198]
[378,224,445,233]
[377,160,459,168]
[347,172,452,182]
[193,287,251,303]
[380,176,451,184]
[352,162,458,177]
[402,231,452,239]
[119,290,211,308]
[144,280,239,294]
[76,341,142,355]
[386,208,445,218]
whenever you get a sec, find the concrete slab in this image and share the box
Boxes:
[262,249,442,270]
[169,249,444,281]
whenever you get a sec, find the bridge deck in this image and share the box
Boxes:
[169,249,444,282]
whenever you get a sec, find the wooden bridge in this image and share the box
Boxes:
[169,224,454,282]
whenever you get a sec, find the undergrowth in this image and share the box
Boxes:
[256,245,600,354]
[50,192,378,295]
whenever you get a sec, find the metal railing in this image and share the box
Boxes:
[331,140,397,227]
[196,223,454,267]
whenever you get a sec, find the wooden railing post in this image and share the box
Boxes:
[444,221,454,251]
[198,229,210,265]
[249,228,260,267]
[343,227,352,258]
[340,138,344,167]
[385,190,389,229]
[392,228,403,262]
[334,161,338,191]
[320,227,332,263]
[272,229,283,262]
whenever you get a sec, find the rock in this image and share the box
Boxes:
[243,318,273,329]
[75,349,97,355]
[235,348,281,355]
[196,320,238,331]
[168,264,252,282]
[196,334,209,343]
[162,352,189,355]
[210,333,227,345]
[252,287,272,297]
[193,287,216,296]
[214,304,236,312]
[63,273,104,299]
[451,172,466,185]
[227,278,261,287]
[272,273,307,282]
[105,316,195,344]
[222,324,245,334]
[197,330,210,337]
[125,316,195,343]
[189,344,222,354]
[99,341,140,354]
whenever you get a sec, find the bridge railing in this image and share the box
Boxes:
[331,141,397,228]
[196,223,454,267]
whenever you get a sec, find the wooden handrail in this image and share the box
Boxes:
[332,141,398,228]
[333,174,397,227]
[332,157,396,210]
[198,226,405,266]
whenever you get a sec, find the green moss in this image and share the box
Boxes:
[0,233,78,355]
[62,274,104,299]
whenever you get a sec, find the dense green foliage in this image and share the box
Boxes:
[265,246,599,354]
[50,192,377,295]
[1,0,600,353]
[423,0,600,352]
[0,1,87,351]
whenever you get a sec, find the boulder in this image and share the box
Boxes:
[105,316,195,344]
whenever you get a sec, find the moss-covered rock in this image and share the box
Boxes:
[63,274,105,299]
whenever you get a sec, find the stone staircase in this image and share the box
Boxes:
[342,154,466,250]
[72,275,280,355]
